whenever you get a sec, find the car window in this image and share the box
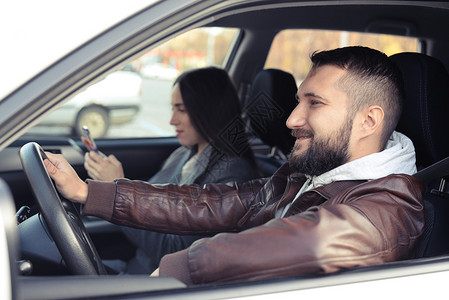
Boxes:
[24,27,239,139]
[265,29,420,83]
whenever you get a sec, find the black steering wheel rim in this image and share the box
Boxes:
[20,142,106,275]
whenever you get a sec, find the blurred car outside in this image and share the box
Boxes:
[140,63,180,80]
[36,69,143,138]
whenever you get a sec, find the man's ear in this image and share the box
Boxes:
[360,105,384,137]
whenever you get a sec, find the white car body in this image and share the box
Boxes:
[37,70,142,137]
[140,63,180,80]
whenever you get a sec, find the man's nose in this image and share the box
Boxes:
[286,104,307,129]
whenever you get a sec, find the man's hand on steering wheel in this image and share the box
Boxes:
[44,152,88,204]
[20,142,107,275]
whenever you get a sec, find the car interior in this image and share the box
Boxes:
[390,52,449,258]
[3,0,449,298]
[245,68,298,176]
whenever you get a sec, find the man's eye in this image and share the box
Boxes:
[311,100,322,105]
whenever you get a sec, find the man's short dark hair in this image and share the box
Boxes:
[310,46,404,148]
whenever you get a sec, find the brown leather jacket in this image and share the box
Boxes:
[83,163,426,284]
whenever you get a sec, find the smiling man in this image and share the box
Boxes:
[44,46,426,285]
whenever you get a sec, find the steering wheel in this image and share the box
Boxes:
[20,142,107,275]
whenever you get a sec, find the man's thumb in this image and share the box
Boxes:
[43,159,57,176]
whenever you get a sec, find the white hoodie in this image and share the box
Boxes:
[278,131,417,217]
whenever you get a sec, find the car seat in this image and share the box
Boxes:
[390,52,449,258]
[245,69,297,176]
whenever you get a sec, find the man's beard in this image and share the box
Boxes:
[288,119,352,176]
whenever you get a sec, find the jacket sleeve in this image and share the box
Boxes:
[159,175,425,284]
[82,178,267,234]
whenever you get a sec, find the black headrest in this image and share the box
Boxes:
[245,69,297,155]
[390,52,449,169]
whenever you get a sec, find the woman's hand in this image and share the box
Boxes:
[84,151,124,181]
[43,152,88,204]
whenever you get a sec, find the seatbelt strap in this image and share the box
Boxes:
[413,156,449,183]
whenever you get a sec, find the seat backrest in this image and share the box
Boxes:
[245,69,298,176]
[391,52,449,170]
[390,52,449,258]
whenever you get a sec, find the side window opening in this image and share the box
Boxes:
[25,27,239,139]
[265,29,421,84]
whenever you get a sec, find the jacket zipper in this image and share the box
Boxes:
[237,199,265,227]
[238,177,291,227]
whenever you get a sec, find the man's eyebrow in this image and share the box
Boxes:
[172,103,184,107]
[304,92,328,101]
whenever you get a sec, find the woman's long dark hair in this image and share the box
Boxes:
[174,67,260,177]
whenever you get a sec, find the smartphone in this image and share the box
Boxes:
[81,126,99,153]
